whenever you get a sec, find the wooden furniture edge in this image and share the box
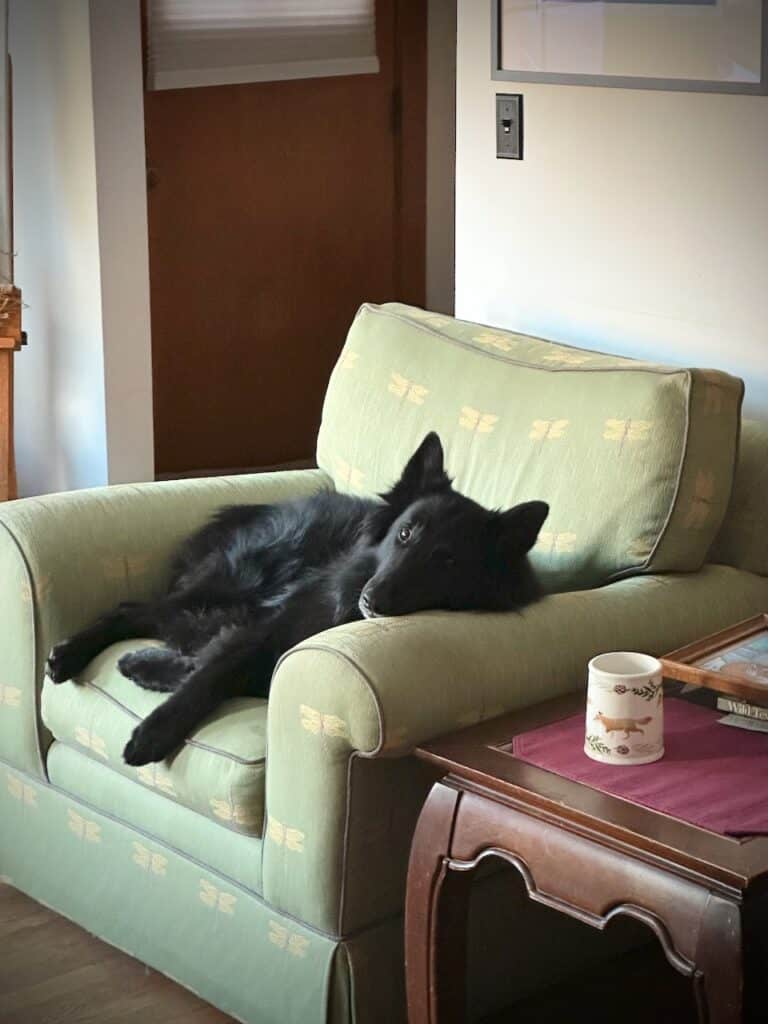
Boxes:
[415,691,768,892]
[661,613,768,706]
[0,285,22,501]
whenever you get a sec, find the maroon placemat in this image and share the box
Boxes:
[511,698,768,837]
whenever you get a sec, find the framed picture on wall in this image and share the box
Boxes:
[491,0,768,94]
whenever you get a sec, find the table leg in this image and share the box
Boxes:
[692,892,743,1024]
[405,781,473,1024]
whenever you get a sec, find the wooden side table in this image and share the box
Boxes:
[0,284,22,502]
[405,693,768,1024]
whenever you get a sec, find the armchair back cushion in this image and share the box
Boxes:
[317,303,743,592]
[710,419,768,576]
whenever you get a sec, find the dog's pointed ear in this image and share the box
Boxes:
[380,432,452,507]
[494,501,549,558]
[402,432,447,491]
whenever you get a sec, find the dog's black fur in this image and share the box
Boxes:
[47,434,548,766]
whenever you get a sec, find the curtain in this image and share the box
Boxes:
[146,0,379,90]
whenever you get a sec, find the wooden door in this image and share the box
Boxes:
[144,0,426,476]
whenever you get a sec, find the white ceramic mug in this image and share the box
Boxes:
[585,652,664,765]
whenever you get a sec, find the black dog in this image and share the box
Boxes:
[47,434,548,766]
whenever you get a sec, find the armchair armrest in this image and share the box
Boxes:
[0,469,329,776]
[263,565,768,933]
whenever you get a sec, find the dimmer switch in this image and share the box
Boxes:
[496,94,523,160]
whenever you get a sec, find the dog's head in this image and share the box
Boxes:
[359,433,548,618]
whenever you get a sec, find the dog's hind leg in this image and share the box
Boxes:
[117,647,196,692]
[47,601,166,685]
[122,624,276,765]
[47,582,218,685]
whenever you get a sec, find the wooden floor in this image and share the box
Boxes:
[1,883,696,1024]
[0,884,232,1024]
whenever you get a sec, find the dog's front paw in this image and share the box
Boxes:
[46,638,91,684]
[123,716,181,766]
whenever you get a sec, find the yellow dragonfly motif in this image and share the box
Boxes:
[132,842,167,876]
[20,575,52,605]
[0,684,21,709]
[387,724,411,751]
[136,764,177,798]
[334,457,365,492]
[529,419,569,442]
[685,471,716,529]
[456,704,506,729]
[339,350,359,370]
[627,534,656,560]
[472,331,516,353]
[299,704,348,739]
[268,921,310,958]
[267,816,305,853]
[542,350,592,366]
[101,554,150,582]
[408,309,450,329]
[700,370,730,415]
[7,773,37,807]
[536,531,577,556]
[199,879,236,915]
[459,407,499,434]
[74,727,109,760]
[603,419,653,453]
[67,809,101,843]
[209,798,259,829]
[388,372,429,405]
[704,386,724,414]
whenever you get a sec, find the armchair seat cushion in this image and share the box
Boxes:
[41,641,267,836]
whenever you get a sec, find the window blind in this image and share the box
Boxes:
[146,0,379,91]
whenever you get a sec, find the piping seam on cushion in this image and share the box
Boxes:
[73,679,267,766]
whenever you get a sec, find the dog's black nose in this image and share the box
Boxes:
[359,589,377,618]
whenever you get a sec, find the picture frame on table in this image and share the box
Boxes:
[491,0,768,95]
[661,613,768,707]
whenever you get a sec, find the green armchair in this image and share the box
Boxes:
[2,304,766,1023]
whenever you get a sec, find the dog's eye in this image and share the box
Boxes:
[397,526,412,544]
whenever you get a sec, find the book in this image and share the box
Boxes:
[716,696,768,721]
[718,713,768,734]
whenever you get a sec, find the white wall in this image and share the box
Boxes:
[10,0,108,494]
[9,0,153,496]
[90,1,154,486]
[455,2,768,421]
[0,1,11,283]
[426,0,456,315]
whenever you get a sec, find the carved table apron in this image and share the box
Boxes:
[405,694,768,1024]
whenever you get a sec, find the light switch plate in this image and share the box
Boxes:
[496,94,523,160]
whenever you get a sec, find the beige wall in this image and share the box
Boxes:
[455,2,768,420]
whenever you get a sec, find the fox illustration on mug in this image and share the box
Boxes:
[593,712,653,738]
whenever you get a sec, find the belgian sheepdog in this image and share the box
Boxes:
[47,434,548,765]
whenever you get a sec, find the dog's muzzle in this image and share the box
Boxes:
[358,589,378,619]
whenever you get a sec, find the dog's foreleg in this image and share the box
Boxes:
[122,626,275,765]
